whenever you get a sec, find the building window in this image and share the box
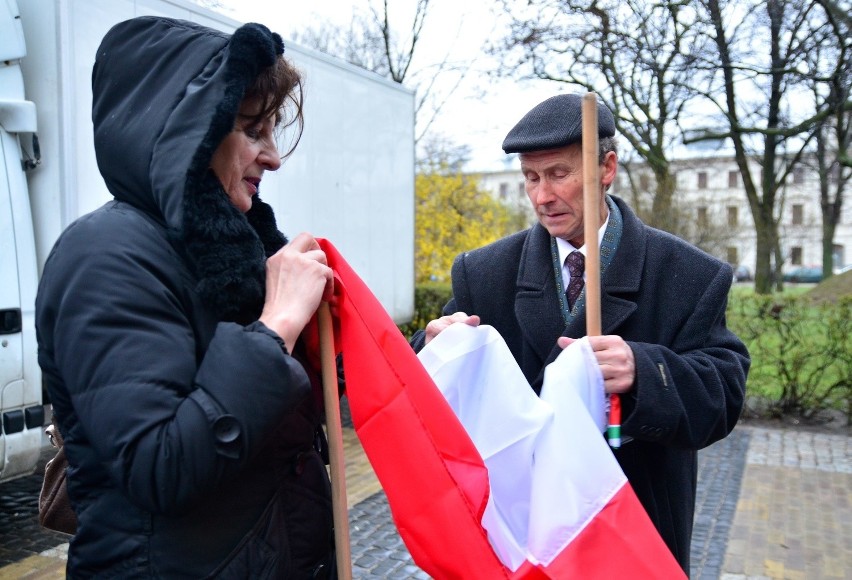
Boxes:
[791,247,803,266]
[793,167,805,185]
[499,182,508,200]
[792,204,803,225]
[727,247,739,265]
[833,244,844,270]
[698,172,708,189]
[727,206,738,227]
[518,182,525,197]
[697,206,708,227]
[728,171,738,188]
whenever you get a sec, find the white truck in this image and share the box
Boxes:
[0,0,415,484]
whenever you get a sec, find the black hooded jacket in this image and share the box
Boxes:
[35,17,333,578]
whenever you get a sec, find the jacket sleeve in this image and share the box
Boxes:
[409,265,464,353]
[37,213,311,515]
[622,264,749,449]
[409,294,461,353]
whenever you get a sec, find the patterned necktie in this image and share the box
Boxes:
[565,251,585,310]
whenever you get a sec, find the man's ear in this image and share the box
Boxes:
[600,151,618,188]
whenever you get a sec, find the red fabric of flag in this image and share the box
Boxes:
[316,239,508,578]
[312,240,685,580]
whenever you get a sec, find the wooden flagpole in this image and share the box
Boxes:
[318,302,352,580]
[581,93,602,337]
[583,94,622,449]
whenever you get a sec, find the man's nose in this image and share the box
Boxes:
[533,179,554,204]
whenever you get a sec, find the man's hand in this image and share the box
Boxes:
[558,335,635,394]
[424,312,481,345]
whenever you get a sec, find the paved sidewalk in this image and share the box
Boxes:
[720,426,851,580]
[1,422,849,579]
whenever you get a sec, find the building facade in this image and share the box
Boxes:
[475,153,852,276]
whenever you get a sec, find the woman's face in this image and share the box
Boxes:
[210,100,281,213]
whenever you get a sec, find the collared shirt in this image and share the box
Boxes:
[554,213,611,291]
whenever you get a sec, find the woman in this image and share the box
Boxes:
[35,16,336,578]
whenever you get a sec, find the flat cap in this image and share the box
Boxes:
[502,94,616,154]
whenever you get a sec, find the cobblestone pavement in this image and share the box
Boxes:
[719,427,852,580]
[692,428,752,580]
[1,423,849,579]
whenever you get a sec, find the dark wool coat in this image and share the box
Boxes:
[35,17,334,578]
[411,196,749,573]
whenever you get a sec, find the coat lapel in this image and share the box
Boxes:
[525,197,646,387]
[599,197,645,334]
[515,224,565,365]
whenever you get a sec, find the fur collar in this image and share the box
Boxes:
[182,171,287,324]
[179,24,288,324]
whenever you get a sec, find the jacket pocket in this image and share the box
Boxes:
[204,490,285,580]
[206,450,334,579]
[278,450,335,577]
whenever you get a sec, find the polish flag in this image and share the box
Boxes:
[316,240,685,579]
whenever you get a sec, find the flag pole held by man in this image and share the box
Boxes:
[408,93,750,575]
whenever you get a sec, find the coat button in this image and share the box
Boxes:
[213,415,240,443]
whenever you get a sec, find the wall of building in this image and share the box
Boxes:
[474,154,852,274]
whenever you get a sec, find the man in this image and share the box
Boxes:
[410,94,749,573]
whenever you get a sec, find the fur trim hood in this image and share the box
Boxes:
[91,16,287,321]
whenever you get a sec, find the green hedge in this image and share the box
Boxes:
[727,293,851,424]
[399,283,851,425]
[397,282,453,339]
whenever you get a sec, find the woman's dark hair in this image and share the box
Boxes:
[244,55,304,160]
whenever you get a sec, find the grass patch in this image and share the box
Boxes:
[728,283,851,423]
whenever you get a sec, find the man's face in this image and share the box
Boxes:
[520,144,616,246]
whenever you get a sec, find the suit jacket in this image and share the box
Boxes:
[412,196,749,572]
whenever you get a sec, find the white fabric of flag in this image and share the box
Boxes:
[418,324,623,571]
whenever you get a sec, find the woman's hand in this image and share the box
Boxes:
[259,233,333,350]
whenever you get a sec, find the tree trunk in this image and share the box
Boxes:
[754,207,777,294]
[649,168,678,234]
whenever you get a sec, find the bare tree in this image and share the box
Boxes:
[290,0,471,146]
[416,133,471,174]
[693,0,845,293]
[809,3,852,277]
[290,15,391,77]
[816,0,852,29]
[375,0,427,84]
[489,0,710,235]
